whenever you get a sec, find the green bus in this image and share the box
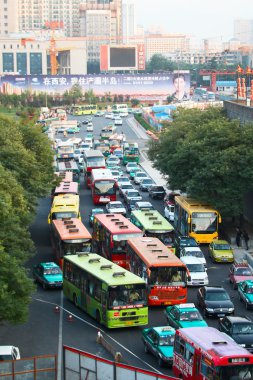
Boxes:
[63,253,148,328]
[130,210,175,253]
[123,142,140,165]
[71,105,98,115]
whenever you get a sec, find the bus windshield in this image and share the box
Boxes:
[218,365,253,380]
[94,180,115,195]
[108,284,147,309]
[149,267,187,286]
[86,157,105,167]
[146,231,174,246]
[191,212,217,234]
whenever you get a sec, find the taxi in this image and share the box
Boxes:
[238,280,253,309]
[229,262,253,289]
[33,262,63,289]
[209,239,234,263]
[141,326,175,367]
[165,303,207,329]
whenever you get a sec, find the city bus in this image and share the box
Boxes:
[173,326,253,380]
[63,253,148,328]
[55,171,73,183]
[57,141,75,162]
[92,213,143,268]
[130,210,175,251]
[122,142,140,165]
[100,126,116,140]
[111,104,128,115]
[126,237,188,306]
[57,161,80,183]
[51,181,79,202]
[94,140,110,157]
[71,105,98,116]
[51,218,92,268]
[174,196,221,244]
[48,194,80,224]
[83,150,106,188]
[90,168,117,204]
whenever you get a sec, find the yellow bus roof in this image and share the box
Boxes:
[51,194,79,209]
[175,196,219,213]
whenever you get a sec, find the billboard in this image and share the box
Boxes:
[100,45,145,71]
[0,71,190,101]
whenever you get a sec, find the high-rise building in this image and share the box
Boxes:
[234,19,253,45]
[145,34,190,61]
[122,0,136,44]
[0,0,19,36]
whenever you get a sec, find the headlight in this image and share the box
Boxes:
[240,344,246,347]
[228,308,234,312]
[206,308,214,312]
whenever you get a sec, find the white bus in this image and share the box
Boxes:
[111,104,128,115]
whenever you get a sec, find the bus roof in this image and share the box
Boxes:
[52,218,91,240]
[94,214,142,235]
[175,196,219,214]
[127,237,185,268]
[57,160,79,172]
[131,210,174,232]
[52,194,79,208]
[65,253,146,286]
[55,171,73,182]
[54,181,79,196]
[91,168,115,182]
[177,327,251,359]
[83,149,104,159]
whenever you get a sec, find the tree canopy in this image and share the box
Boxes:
[0,115,55,323]
[148,107,253,217]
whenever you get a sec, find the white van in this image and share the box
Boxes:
[180,246,207,267]
[181,256,209,286]
[0,346,20,361]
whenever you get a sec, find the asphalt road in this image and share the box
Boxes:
[0,113,251,378]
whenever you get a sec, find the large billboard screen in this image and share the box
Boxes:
[110,47,136,68]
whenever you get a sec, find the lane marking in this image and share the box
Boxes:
[57,291,63,380]
[33,297,163,375]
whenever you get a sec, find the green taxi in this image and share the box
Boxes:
[141,326,175,367]
[209,239,234,263]
[238,280,253,309]
[33,262,63,289]
[89,208,104,226]
[129,166,142,180]
[165,303,208,329]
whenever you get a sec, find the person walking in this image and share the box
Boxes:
[236,227,242,247]
[242,230,249,250]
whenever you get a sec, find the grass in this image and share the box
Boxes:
[0,106,20,120]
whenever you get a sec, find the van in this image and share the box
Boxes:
[207,91,215,101]
[0,346,20,361]
[180,256,209,286]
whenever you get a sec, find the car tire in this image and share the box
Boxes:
[158,357,163,367]
[43,282,47,290]
[144,343,149,354]
[246,302,250,310]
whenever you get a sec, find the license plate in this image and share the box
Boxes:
[126,321,133,325]
[217,314,225,317]
[164,301,172,305]
[99,197,110,203]
[221,258,228,261]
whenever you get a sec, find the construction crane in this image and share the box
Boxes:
[44,21,64,75]
[199,69,236,92]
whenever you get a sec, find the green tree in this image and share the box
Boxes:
[131,98,140,107]
[146,54,176,73]
[69,83,83,104]
[148,108,253,217]
[84,89,96,104]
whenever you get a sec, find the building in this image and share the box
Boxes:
[234,19,253,45]
[145,34,190,61]
[0,0,19,36]
[122,0,136,44]
[0,37,87,75]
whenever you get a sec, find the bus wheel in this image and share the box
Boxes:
[73,294,78,307]
[96,310,101,324]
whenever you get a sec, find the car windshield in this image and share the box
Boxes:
[184,251,204,258]
[44,268,62,275]
[213,243,231,250]
[233,323,253,334]
[179,311,202,321]
[118,177,129,182]
[187,264,205,272]
[235,268,252,276]
[142,179,153,184]
[136,173,147,177]
[180,238,198,247]
[246,287,253,294]
[111,203,123,209]
[205,291,229,301]
[159,335,174,346]
[127,191,139,197]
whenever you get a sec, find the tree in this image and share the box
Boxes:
[131,98,140,107]
[148,107,253,217]
[69,84,83,104]
[146,54,176,73]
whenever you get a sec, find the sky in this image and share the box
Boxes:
[135,0,253,41]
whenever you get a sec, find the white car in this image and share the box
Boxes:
[126,162,139,173]
[105,113,114,119]
[110,169,120,181]
[180,247,207,267]
[164,203,175,222]
[117,176,129,187]
[118,182,135,198]
[180,256,209,287]
[87,123,94,132]
[84,138,93,148]
[106,155,121,167]
[0,346,20,361]
[120,112,128,117]
[106,201,127,216]
[114,116,123,126]
[133,171,149,185]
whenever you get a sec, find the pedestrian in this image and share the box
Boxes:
[236,227,242,247]
[242,230,249,250]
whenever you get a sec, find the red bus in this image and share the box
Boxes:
[51,218,92,268]
[92,213,143,268]
[91,168,117,205]
[83,150,105,188]
[126,237,188,306]
[173,326,253,380]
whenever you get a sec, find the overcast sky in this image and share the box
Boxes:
[135,0,253,41]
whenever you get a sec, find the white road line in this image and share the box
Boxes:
[33,297,163,375]
[57,291,63,380]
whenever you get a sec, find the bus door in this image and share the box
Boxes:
[101,290,107,323]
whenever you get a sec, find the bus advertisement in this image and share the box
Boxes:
[130,210,175,251]
[83,150,106,188]
[174,196,221,244]
[48,194,80,224]
[71,105,98,115]
[173,326,253,380]
[123,142,140,165]
[51,218,92,267]
[90,169,117,204]
[63,253,148,328]
[126,237,188,306]
[92,213,143,268]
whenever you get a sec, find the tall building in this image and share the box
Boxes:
[122,0,136,44]
[145,34,190,61]
[0,0,19,36]
[234,19,253,45]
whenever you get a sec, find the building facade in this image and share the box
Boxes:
[234,19,253,45]
[122,0,136,44]
[145,34,190,61]
[0,0,19,36]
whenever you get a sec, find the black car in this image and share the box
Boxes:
[174,235,199,257]
[219,316,253,353]
[197,286,235,318]
[148,185,166,199]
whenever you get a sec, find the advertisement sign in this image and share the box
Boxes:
[0,72,190,101]
[137,44,145,71]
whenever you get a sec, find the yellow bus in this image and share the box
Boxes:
[174,196,221,244]
[48,194,80,224]
[71,105,98,116]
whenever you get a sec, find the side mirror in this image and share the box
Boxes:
[187,276,191,282]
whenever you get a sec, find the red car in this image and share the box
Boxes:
[229,262,253,289]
